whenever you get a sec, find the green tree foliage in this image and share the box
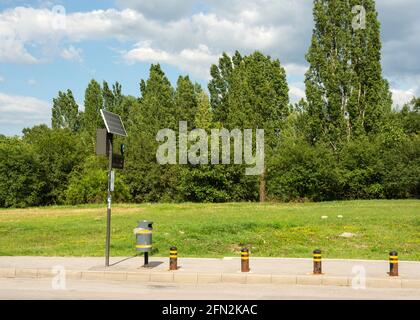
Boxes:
[381,136,420,198]
[178,91,258,202]
[209,51,290,201]
[81,79,104,145]
[124,64,179,202]
[122,95,140,131]
[22,125,88,205]
[194,91,212,130]
[51,89,80,132]
[268,115,420,201]
[399,97,420,136]
[2,0,420,208]
[209,52,242,123]
[103,81,124,115]
[0,137,44,207]
[305,0,392,148]
[65,156,130,204]
[226,52,289,133]
[174,76,201,129]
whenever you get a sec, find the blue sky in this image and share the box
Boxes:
[1,0,419,136]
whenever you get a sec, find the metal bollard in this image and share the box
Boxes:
[313,249,322,275]
[389,251,398,276]
[241,248,250,272]
[170,246,178,271]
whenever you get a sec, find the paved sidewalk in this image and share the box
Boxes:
[1,256,419,288]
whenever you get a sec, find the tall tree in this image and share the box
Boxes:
[82,79,103,144]
[305,0,392,148]
[209,51,289,202]
[208,52,243,123]
[51,89,80,132]
[103,81,123,114]
[125,64,177,202]
[102,81,114,112]
[118,95,138,126]
[194,91,212,130]
[174,76,200,129]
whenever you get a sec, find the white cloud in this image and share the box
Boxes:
[0,1,419,108]
[284,63,308,78]
[0,32,38,64]
[0,4,310,64]
[391,88,416,108]
[60,46,83,62]
[289,83,306,104]
[124,43,219,79]
[0,92,50,132]
[116,0,196,21]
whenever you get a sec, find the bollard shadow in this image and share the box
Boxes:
[142,261,164,268]
[109,255,137,267]
[109,255,164,269]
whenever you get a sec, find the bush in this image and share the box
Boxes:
[267,139,339,201]
[22,125,88,204]
[0,138,44,207]
[382,136,420,198]
[336,137,384,199]
[65,156,130,205]
[179,164,258,202]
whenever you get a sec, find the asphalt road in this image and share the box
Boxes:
[1,278,420,300]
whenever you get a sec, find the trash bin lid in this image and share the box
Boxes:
[138,220,153,229]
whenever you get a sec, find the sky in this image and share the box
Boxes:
[0,0,419,136]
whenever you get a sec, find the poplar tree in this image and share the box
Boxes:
[51,89,80,132]
[82,79,104,144]
[209,51,290,201]
[174,76,200,129]
[305,0,392,148]
[125,64,177,202]
[103,81,123,114]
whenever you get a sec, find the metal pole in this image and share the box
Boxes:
[144,252,149,266]
[105,134,113,267]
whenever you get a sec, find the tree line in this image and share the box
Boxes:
[0,0,419,207]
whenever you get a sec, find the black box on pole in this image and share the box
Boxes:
[112,153,124,169]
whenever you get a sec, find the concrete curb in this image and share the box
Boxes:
[1,267,419,288]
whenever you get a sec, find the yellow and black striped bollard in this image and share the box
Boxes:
[170,246,178,271]
[313,249,322,275]
[241,248,250,272]
[389,251,398,277]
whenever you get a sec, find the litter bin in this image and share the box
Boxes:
[134,220,153,266]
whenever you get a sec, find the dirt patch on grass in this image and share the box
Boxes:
[0,206,145,217]
[229,243,253,254]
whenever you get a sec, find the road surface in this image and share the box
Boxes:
[1,278,420,300]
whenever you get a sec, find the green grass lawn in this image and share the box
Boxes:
[0,200,419,260]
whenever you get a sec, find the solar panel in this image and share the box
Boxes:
[100,109,127,137]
